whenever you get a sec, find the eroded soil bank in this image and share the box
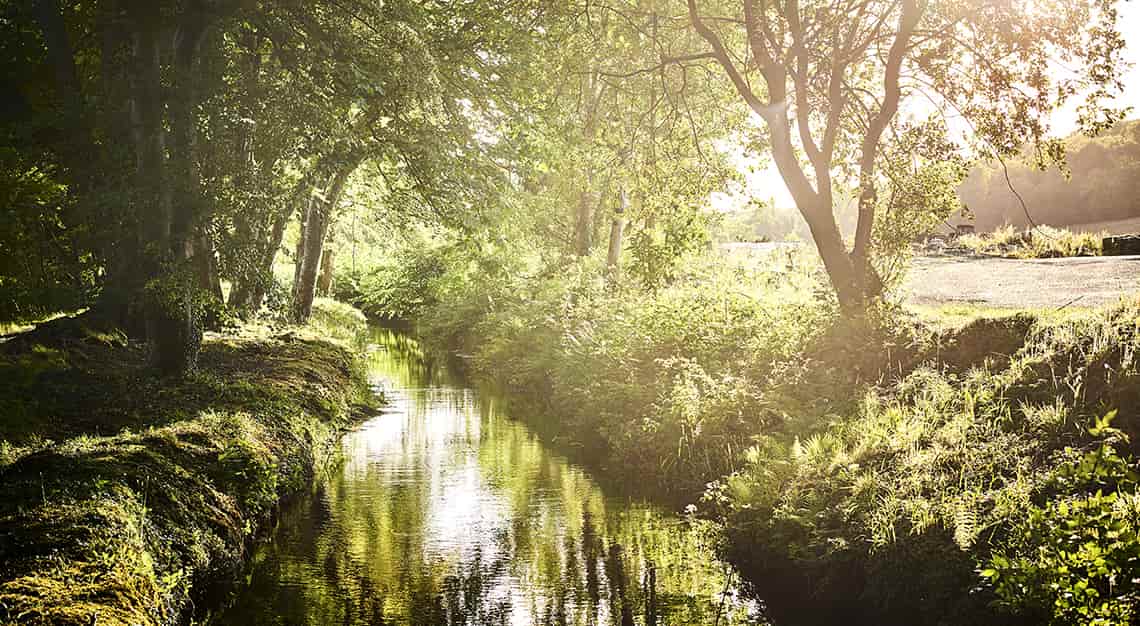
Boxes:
[0,314,375,626]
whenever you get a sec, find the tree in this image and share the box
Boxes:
[497,0,748,286]
[19,0,225,372]
[680,0,1128,310]
[7,0,554,348]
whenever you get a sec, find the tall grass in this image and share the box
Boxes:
[958,224,1105,258]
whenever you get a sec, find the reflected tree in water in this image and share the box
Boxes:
[210,332,763,625]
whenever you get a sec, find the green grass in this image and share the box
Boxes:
[308,297,369,346]
[957,224,1105,258]
[0,310,375,626]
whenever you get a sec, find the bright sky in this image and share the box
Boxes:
[724,0,1140,212]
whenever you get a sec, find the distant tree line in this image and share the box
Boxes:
[959,120,1140,231]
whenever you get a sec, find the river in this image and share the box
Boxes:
[210,327,765,625]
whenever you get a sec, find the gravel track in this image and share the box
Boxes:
[904,255,1140,308]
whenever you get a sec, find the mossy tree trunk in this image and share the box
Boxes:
[574,186,597,256]
[574,70,605,257]
[606,188,627,281]
[127,0,213,375]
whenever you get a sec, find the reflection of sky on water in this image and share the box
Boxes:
[211,328,765,626]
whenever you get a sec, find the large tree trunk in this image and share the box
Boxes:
[91,0,150,336]
[33,0,139,334]
[850,0,921,300]
[292,189,328,324]
[573,71,604,257]
[292,192,314,301]
[225,28,263,312]
[128,7,179,370]
[32,0,89,151]
[195,230,223,302]
[799,198,861,310]
[766,119,862,311]
[246,196,295,310]
[131,0,210,375]
[292,157,361,323]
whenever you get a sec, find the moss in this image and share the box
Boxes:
[0,314,375,625]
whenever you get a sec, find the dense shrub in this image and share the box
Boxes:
[984,415,1140,625]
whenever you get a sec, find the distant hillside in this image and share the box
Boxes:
[957,120,1140,231]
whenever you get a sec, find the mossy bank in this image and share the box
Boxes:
[0,301,376,626]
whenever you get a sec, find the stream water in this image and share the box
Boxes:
[211,328,765,625]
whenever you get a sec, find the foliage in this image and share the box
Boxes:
[0,149,100,323]
[374,220,1140,624]
[983,414,1140,625]
[395,239,849,500]
[336,242,452,320]
[717,301,1140,624]
[627,210,716,291]
[872,121,971,287]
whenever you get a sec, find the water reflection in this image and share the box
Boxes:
[212,328,764,625]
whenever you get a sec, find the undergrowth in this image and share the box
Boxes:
[366,239,1140,625]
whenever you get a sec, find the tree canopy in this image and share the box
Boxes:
[0,0,1131,367]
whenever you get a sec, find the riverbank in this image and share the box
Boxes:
[0,301,376,626]
[407,269,1140,625]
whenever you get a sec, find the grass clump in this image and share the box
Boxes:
[957,224,1105,258]
[0,309,375,625]
[308,297,369,346]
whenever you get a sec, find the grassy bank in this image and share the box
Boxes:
[383,250,1140,625]
[0,300,375,626]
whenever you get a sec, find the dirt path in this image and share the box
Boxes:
[903,255,1140,308]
